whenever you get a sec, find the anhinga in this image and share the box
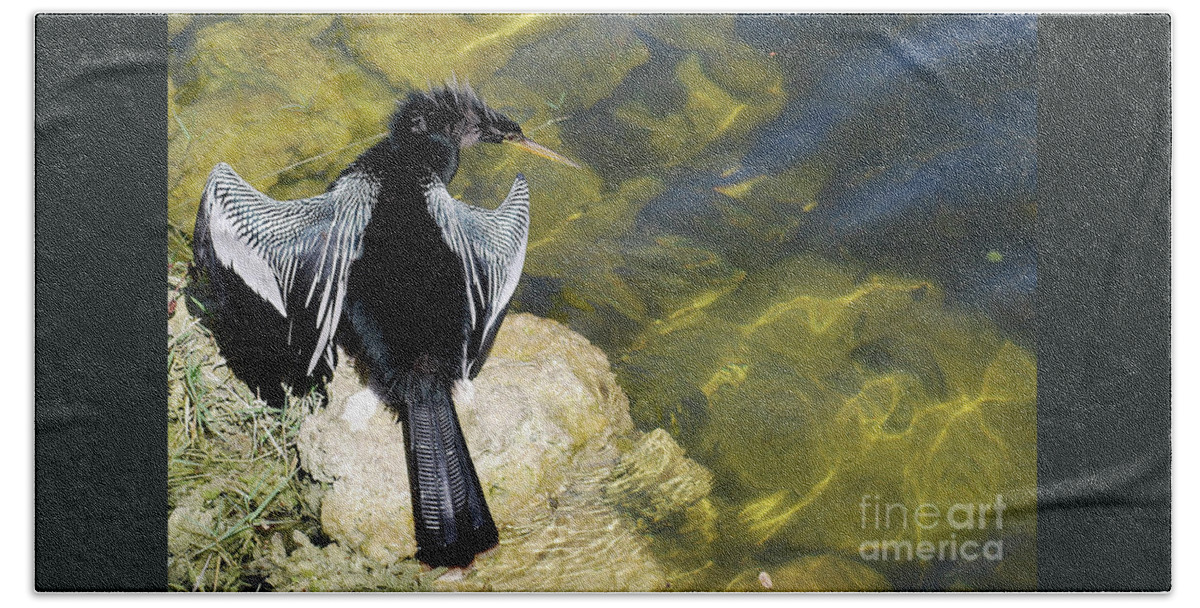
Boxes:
[190,84,579,568]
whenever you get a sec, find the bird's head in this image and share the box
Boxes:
[391,83,579,168]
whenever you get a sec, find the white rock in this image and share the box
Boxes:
[297,313,712,591]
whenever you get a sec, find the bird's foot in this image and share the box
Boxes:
[420,544,498,579]
[433,566,470,582]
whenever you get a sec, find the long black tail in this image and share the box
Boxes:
[399,367,498,567]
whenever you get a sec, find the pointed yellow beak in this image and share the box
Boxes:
[505,136,581,169]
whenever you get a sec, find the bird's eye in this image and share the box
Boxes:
[504,133,521,142]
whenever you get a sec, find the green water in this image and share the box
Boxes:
[168,14,1037,591]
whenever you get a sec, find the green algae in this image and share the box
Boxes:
[617,254,1036,587]
[340,14,572,91]
[487,17,651,113]
[633,15,784,99]
[613,52,784,169]
[168,14,192,40]
[587,14,788,178]
[608,428,715,524]
[713,163,833,244]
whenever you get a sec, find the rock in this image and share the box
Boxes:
[296,313,712,591]
[258,530,430,592]
[167,494,216,558]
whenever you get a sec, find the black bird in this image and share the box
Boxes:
[190,84,579,567]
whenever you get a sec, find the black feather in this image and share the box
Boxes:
[398,357,498,567]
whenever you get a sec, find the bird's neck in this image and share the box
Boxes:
[354,132,460,189]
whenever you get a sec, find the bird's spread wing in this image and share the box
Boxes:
[424,175,530,379]
[196,162,377,375]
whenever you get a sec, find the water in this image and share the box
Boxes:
[168,13,1038,591]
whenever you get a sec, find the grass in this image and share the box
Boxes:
[166,264,430,591]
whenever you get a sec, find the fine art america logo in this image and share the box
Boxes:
[857,495,1007,562]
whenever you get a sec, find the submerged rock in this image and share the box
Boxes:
[296,313,713,591]
[620,254,1038,570]
[607,428,713,523]
[727,555,892,592]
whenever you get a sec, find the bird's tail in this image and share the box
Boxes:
[399,364,498,567]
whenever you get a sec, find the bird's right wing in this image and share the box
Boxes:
[424,175,530,379]
[194,162,377,375]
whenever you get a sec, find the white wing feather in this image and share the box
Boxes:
[198,162,377,375]
[424,175,530,379]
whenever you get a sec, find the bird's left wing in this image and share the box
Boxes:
[194,162,377,376]
[424,175,530,379]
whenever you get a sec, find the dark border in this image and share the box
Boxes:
[1035,14,1172,591]
[34,14,168,591]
